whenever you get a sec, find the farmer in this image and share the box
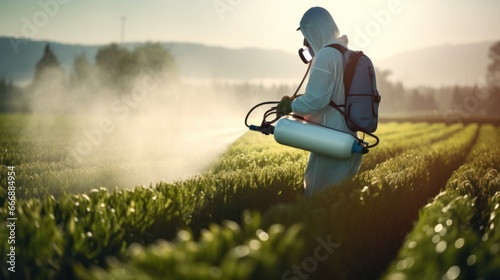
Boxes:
[277,7,363,197]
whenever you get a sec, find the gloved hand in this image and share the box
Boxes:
[276,95,293,117]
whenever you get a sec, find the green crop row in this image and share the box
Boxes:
[0,114,307,200]
[206,131,307,174]
[3,114,499,280]
[213,122,455,175]
[293,123,479,279]
[0,139,306,279]
[363,121,434,139]
[0,114,450,201]
[359,123,464,172]
[77,213,306,280]
[0,114,85,166]
[384,125,500,280]
[74,124,479,280]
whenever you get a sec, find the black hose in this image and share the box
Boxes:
[244,101,279,128]
[364,132,379,148]
[245,63,311,128]
[291,62,312,98]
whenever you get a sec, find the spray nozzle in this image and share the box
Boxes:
[249,121,275,135]
[249,125,260,131]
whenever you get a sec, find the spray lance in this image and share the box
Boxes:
[244,43,375,160]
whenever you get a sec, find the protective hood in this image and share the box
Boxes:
[298,7,342,53]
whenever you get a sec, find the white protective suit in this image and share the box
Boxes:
[291,7,363,197]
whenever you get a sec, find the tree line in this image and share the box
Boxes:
[0,42,177,112]
[372,41,500,118]
[0,41,499,117]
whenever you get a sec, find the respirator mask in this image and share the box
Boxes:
[298,38,314,64]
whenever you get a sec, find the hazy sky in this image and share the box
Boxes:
[1,0,499,60]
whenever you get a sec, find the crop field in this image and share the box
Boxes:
[1,113,500,279]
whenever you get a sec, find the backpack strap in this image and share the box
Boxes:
[327,44,363,99]
[326,44,364,130]
[328,44,347,54]
[327,44,346,111]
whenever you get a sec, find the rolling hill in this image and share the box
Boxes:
[0,37,305,85]
[0,37,496,87]
[376,41,494,87]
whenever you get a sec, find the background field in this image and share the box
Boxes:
[1,113,500,279]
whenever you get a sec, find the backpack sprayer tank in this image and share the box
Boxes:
[273,117,366,159]
[244,42,375,159]
[248,116,368,159]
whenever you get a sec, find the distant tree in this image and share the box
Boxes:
[70,53,94,86]
[29,44,67,113]
[486,41,500,116]
[133,42,176,76]
[0,78,27,112]
[33,44,65,84]
[450,85,464,107]
[422,91,439,112]
[0,78,9,112]
[94,43,176,92]
[408,89,421,112]
[376,69,407,114]
[95,43,137,91]
[0,78,7,95]
[487,41,500,89]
